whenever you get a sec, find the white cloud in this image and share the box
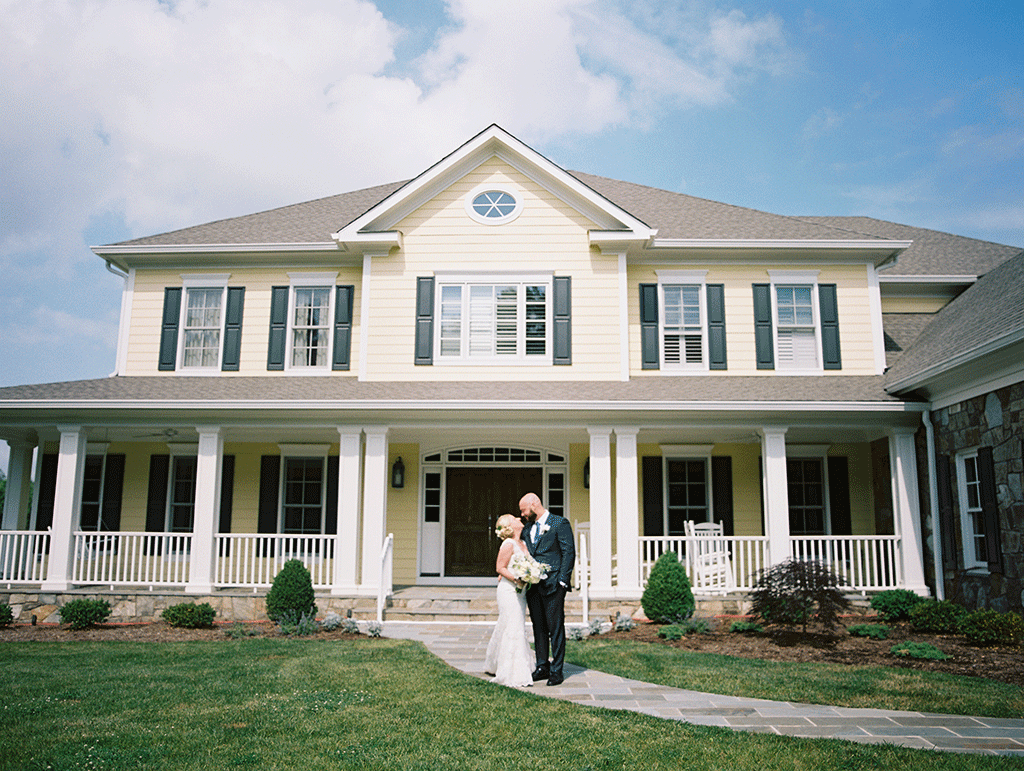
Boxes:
[803,107,842,139]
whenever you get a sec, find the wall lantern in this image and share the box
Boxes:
[391,457,405,489]
[583,458,590,489]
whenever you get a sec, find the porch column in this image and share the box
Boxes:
[614,428,640,595]
[360,427,388,591]
[332,429,363,594]
[889,428,930,596]
[760,427,791,567]
[588,428,613,596]
[2,441,34,530]
[41,426,87,591]
[186,427,223,594]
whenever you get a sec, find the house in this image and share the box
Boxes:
[2,125,1021,620]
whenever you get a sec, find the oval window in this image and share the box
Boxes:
[466,187,522,224]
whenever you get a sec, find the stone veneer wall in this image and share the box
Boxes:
[930,381,1024,613]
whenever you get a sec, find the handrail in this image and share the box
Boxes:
[578,532,589,626]
[376,533,394,623]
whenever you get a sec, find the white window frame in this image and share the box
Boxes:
[166,444,199,534]
[464,183,523,225]
[768,270,822,372]
[278,444,330,536]
[660,445,713,535]
[955,448,988,570]
[657,271,708,372]
[433,272,553,364]
[177,274,230,371]
[285,273,337,373]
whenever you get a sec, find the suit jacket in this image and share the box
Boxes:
[527,512,576,593]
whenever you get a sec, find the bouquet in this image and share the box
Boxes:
[509,553,551,593]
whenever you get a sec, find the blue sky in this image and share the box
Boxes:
[1,0,1021,467]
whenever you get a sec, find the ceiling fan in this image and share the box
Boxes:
[133,428,180,439]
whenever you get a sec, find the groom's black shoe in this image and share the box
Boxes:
[546,674,564,686]
[531,666,550,682]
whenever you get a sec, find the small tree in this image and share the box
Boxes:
[641,551,695,623]
[750,559,849,635]
[265,559,317,623]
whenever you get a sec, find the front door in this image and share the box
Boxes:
[444,467,543,576]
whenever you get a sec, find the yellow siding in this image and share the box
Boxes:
[880,296,948,314]
[628,263,880,376]
[386,444,420,585]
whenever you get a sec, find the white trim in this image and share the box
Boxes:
[84,442,110,454]
[653,239,910,252]
[767,269,820,282]
[113,268,135,377]
[284,283,335,374]
[94,243,339,255]
[166,443,198,456]
[886,328,1024,394]
[177,284,228,372]
[278,455,328,536]
[954,448,986,571]
[660,444,714,456]
[464,183,524,225]
[277,443,330,456]
[656,269,709,281]
[867,265,886,374]
[433,270,554,282]
[770,276,823,372]
[288,272,338,286]
[181,274,230,287]
[359,253,373,381]
[930,367,1024,411]
[657,276,709,372]
[618,253,629,382]
[879,274,977,283]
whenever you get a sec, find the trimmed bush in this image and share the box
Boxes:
[891,641,950,660]
[958,609,1024,647]
[657,624,685,641]
[162,602,216,629]
[750,559,849,633]
[641,551,695,624]
[847,623,889,640]
[60,598,111,629]
[870,589,926,623]
[730,620,764,634]
[0,602,13,628]
[265,559,317,623]
[908,600,967,634]
[278,610,319,636]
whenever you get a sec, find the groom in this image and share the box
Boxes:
[519,492,575,686]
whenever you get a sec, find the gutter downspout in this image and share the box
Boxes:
[105,260,129,378]
[923,410,944,599]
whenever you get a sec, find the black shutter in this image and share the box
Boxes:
[819,283,842,370]
[707,284,727,370]
[827,456,851,536]
[35,453,59,532]
[158,288,182,371]
[145,454,170,555]
[642,456,664,536]
[639,283,659,370]
[415,277,434,364]
[936,453,959,570]
[977,446,1003,573]
[100,454,126,531]
[267,286,289,370]
[325,456,339,536]
[332,285,354,371]
[258,456,281,556]
[221,287,245,371]
[219,455,235,534]
[711,456,734,536]
[552,276,572,365]
[753,284,774,369]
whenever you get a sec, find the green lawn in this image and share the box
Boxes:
[566,639,1024,718]
[0,638,1019,770]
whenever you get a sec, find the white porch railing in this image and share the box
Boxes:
[376,533,394,623]
[790,535,902,592]
[215,534,337,589]
[0,531,50,585]
[73,531,192,586]
[640,535,769,593]
[577,531,589,626]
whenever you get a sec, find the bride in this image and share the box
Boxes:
[483,513,535,687]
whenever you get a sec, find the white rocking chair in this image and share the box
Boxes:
[684,520,734,593]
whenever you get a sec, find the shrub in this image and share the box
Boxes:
[320,611,343,631]
[891,641,950,660]
[847,623,889,640]
[341,618,360,635]
[60,598,111,629]
[870,589,926,623]
[567,626,588,641]
[278,610,319,636]
[265,559,317,623]
[657,625,685,641]
[750,559,849,633]
[613,613,636,632]
[641,551,695,623]
[908,600,967,634]
[162,602,216,629]
[958,609,1024,647]
[224,623,262,639]
[365,621,383,638]
[0,603,13,628]
[729,620,763,634]
[588,618,605,636]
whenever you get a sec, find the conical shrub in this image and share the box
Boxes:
[641,551,694,623]
[266,559,317,623]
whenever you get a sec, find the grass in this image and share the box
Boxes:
[0,638,1018,770]
[566,639,1024,719]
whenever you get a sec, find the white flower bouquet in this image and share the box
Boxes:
[509,553,551,593]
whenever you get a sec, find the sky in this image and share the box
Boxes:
[1,0,1022,470]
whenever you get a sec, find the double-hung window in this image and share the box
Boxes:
[661,282,706,368]
[755,271,841,372]
[178,275,230,370]
[640,274,725,371]
[956,450,988,569]
[787,458,827,535]
[79,454,107,531]
[281,457,326,534]
[661,447,712,535]
[775,284,818,369]
[168,454,198,533]
[436,275,551,363]
[286,273,337,370]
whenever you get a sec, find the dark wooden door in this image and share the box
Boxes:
[444,467,543,576]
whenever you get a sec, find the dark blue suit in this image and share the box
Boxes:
[525,512,576,679]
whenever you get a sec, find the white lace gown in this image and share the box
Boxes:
[483,547,534,687]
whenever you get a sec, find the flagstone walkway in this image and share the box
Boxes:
[381,621,1024,757]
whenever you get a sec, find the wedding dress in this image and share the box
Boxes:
[483,541,534,687]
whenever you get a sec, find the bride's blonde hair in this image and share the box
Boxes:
[494,513,517,540]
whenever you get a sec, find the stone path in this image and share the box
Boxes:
[381,621,1024,757]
